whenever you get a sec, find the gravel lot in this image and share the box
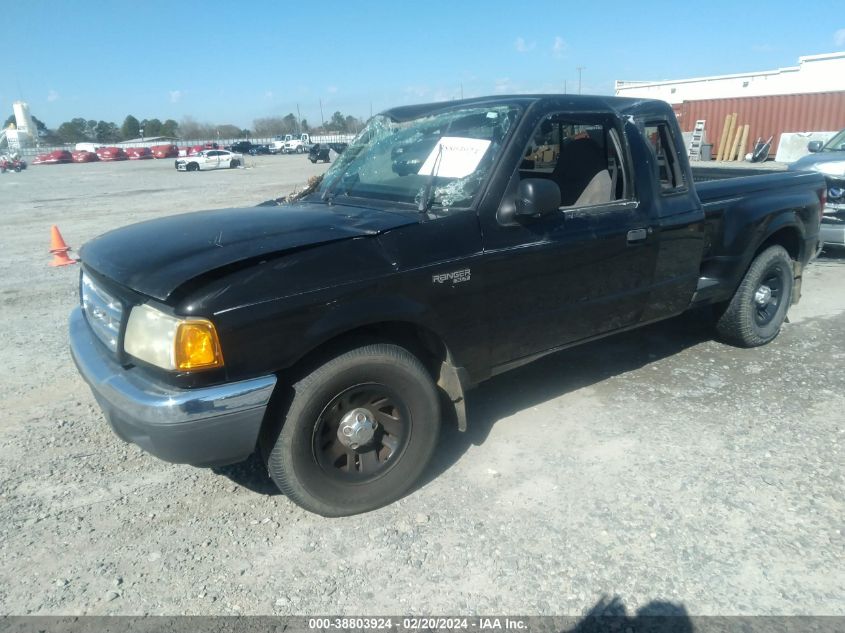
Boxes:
[0,158,843,617]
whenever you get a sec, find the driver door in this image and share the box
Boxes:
[481,112,658,369]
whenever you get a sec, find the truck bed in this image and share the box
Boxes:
[691,165,783,182]
[690,168,824,306]
[694,168,815,203]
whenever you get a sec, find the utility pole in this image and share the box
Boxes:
[577,67,585,94]
[564,79,567,94]
[296,103,302,134]
[319,99,324,127]
[460,82,464,99]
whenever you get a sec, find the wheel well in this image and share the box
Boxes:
[288,322,451,383]
[260,321,467,452]
[756,227,801,261]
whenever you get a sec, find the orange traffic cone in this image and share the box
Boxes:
[49,225,77,267]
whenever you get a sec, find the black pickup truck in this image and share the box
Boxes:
[70,95,824,516]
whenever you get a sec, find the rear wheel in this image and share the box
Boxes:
[715,245,793,347]
[264,343,441,516]
[230,159,240,168]
[296,146,304,154]
[187,162,199,172]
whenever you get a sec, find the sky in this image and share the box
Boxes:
[6,0,844,130]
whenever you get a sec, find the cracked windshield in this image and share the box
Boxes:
[317,105,519,209]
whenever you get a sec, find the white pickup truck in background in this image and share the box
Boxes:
[269,133,310,154]
[269,132,357,155]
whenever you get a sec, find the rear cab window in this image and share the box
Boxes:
[643,122,686,193]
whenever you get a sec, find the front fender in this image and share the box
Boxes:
[304,295,434,347]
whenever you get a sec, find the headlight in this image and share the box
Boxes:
[811,161,845,177]
[124,304,224,371]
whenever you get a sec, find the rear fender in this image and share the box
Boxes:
[720,193,811,288]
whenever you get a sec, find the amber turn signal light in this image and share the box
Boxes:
[175,320,224,371]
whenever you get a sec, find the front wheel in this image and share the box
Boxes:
[264,343,441,516]
[715,245,793,347]
[296,146,304,154]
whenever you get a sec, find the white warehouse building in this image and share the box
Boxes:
[615,52,845,104]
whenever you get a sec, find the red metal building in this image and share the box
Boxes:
[676,91,845,156]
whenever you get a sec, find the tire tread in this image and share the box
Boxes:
[715,245,793,347]
[265,343,439,516]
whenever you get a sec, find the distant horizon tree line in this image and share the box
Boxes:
[4,110,367,146]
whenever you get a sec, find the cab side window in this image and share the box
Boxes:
[518,115,631,208]
[644,123,686,192]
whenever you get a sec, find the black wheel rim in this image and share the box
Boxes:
[312,383,410,483]
[753,265,785,326]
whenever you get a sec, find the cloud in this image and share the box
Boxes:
[430,88,455,102]
[326,85,339,94]
[169,90,184,103]
[494,78,514,93]
[552,36,568,58]
[47,89,59,102]
[403,84,465,102]
[751,43,775,53]
[264,90,273,99]
[835,28,845,46]
[404,85,430,99]
[514,37,535,53]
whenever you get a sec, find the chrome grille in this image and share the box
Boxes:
[81,273,123,353]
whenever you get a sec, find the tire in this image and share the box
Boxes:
[230,159,240,168]
[309,158,317,164]
[296,146,304,154]
[264,343,441,516]
[715,245,793,347]
[187,162,199,172]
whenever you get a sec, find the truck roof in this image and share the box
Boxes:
[381,94,672,122]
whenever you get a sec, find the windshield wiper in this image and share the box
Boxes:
[418,144,444,212]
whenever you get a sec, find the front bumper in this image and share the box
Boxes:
[820,203,845,246]
[69,307,277,467]
[820,222,845,246]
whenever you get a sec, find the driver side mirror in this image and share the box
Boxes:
[514,178,561,218]
[807,140,823,153]
[497,178,562,225]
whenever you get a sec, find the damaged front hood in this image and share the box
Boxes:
[80,202,415,301]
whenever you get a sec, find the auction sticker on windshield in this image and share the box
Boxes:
[418,137,492,178]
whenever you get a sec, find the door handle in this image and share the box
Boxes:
[627,228,648,243]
